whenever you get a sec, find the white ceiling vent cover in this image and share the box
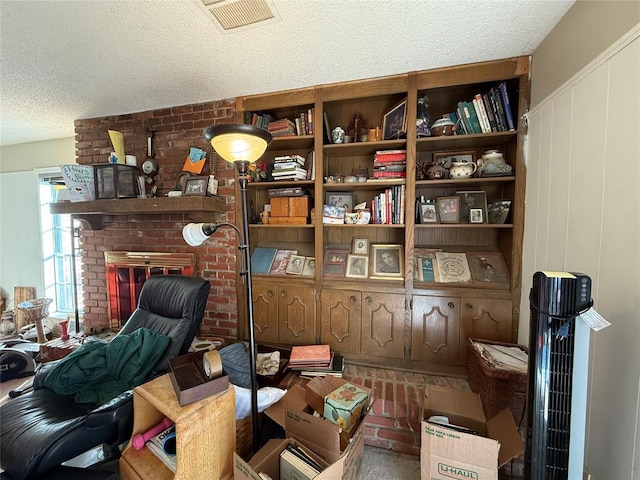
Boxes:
[197,0,280,33]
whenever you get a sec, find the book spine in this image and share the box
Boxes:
[374,153,406,162]
[308,108,314,135]
[489,88,506,131]
[473,96,490,133]
[482,93,498,132]
[456,103,470,134]
[300,112,307,135]
[461,102,476,134]
[499,82,515,130]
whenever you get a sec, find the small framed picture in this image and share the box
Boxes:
[370,244,404,279]
[382,98,407,140]
[436,196,460,223]
[457,191,488,223]
[301,257,316,277]
[323,249,349,277]
[419,203,438,224]
[470,208,484,224]
[432,150,477,169]
[488,200,512,224]
[352,237,369,255]
[467,252,510,286]
[182,176,209,196]
[345,254,369,279]
[325,192,354,211]
[285,255,305,275]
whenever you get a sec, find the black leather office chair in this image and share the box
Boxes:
[0,275,210,480]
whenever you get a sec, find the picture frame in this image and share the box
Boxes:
[325,192,354,211]
[182,176,209,196]
[285,255,305,275]
[301,257,316,277]
[470,208,484,224]
[432,150,477,169]
[487,200,512,224]
[345,254,369,279]
[467,252,510,286]
[323,249,349,277]
[457,191,488,223]
[370,244,404,279]
[436,196,460,223]
[419,203,438,224]
[352,237,370,255]
[382,98,407,140]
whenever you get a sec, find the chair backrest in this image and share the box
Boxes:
[117,274,210,374]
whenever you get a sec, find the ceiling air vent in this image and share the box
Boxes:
[196,0,280,33]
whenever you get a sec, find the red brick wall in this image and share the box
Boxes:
[74,99,241,339]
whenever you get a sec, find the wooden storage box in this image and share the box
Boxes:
[269,216,308,225]
[270,196,309,218]
[168,352,229,406]
[467,338,528,421]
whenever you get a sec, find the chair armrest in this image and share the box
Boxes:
[85,390,133,428]
[33,360,61,389]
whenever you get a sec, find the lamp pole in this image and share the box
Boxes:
[235,159,260,453]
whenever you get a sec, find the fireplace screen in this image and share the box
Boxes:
[105,252,195,330]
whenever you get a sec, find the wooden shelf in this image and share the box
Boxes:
[49,196,225,229]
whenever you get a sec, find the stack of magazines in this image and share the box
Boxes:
[288,344,344,378]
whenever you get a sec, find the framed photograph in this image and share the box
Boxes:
[436,196,460,223]
[325,192,353,211]
[419,203,438,224]
[382,98,407,140]
[457,191,488,223]
[370,244,404,279]
[432,150,477,169]
[470,208,484,224]
[285,255,305,275]
[467,252,510,286]
[301,257,316,277]
[182,176,209,196]
[269,249,297,275]
[488,200,512,224]
[345,254,369,279]
[323,249,349,277]
[352,237,369,255]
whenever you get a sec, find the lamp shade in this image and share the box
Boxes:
[203,124,272,164]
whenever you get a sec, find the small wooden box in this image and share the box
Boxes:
[270,196,309,218]
[168,352,229,406]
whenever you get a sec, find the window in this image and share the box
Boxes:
[39,174,83,316]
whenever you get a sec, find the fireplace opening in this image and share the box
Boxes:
[105,252,195,330]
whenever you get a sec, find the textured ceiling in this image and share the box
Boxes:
[0,0,574,147]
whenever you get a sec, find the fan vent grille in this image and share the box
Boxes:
[200,0,276,31]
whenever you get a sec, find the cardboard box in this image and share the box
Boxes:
[421,385,523,480]
[323,382,369,431]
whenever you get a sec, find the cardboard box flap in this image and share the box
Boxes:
[285,406,342,463]
[244,438,288,480]
[424,385,487,436]
[486,408,524,467]
[264,384,308,429]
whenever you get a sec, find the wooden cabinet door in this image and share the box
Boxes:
[278,286,316,345]
[411,295,460,364]
[321,289,362,355]
[460,297,512,363]
[252,282,278,344]
[361,292,405,359]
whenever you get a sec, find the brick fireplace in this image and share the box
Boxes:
[74,99,242,340]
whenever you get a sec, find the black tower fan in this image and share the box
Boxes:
[526,271,593,479]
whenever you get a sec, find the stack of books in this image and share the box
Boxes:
[288,344,344,378]
[272,155,308,180]
[267,118,297,137]
[372,150,406,178]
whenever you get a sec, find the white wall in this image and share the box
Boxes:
[523,26,639,479]
[0,138,75,308]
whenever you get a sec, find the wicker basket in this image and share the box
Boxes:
[467,338,528,423]
[16,298,52,343]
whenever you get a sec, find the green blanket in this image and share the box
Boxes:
[43,327,170,404]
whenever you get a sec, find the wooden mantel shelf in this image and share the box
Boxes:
[50,196,225,229]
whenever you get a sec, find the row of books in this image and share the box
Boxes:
[371,184,405,225]
[414,249,510,286]
[449,81,515,135]
[250,247,315,276]
[246,109,315,137]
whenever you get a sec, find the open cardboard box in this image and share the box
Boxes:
[421,385,524,480]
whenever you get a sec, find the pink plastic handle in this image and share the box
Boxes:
[132,416,173,450]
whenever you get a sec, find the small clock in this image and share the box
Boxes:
[141,159,159,176]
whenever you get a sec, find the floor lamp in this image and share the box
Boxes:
[182,124,272,453]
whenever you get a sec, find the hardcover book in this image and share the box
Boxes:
[269,249,297,274]
[435,252,472,283]
[250,247,277,274]
[290,344,331,365]
[419,256,436,282]
[467,252,510,286]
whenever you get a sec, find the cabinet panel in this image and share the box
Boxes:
[460,297,512,363]
[252,283,278,344]
[411,295,460,364]
[321,289,362,354]
[278,286,316,345]
[361,292,405,359]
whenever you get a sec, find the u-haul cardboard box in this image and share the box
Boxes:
[421,385,523,480]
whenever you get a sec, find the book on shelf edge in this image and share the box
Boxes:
[498,82,515,130]
[435,252,472,284]
[250,247,278,274]
[290,344,331,365]
[280,445,322,480]
[291,351,335,369]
